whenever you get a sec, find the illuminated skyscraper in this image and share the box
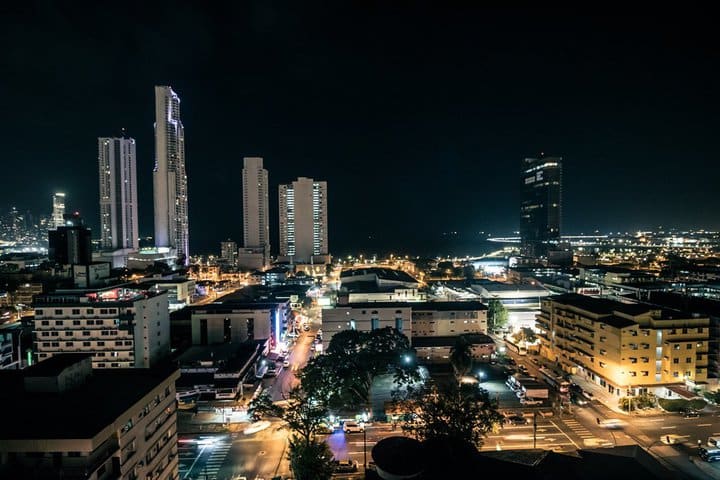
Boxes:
[51,192,65,229]
[98,136,139,251]
[153,85,189,264]
[279,177,328,264]
[241,157,270,267]
[520,154,562,258]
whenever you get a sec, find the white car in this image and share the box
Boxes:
[243,420,271,435]
[520,397,543,406]
[343,421,365,433]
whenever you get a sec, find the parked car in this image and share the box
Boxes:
[520,397,543,406]
[333,459,359,473]
[700,447,720,462]
[682,409,701,419]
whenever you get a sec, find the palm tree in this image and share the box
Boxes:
[449,335,473,381]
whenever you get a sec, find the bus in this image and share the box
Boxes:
[505,339,527,356]
[538,367,570,394]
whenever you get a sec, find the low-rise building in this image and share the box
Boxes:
[190,300,288,347]
[33,286,171,369]
[321,302,413,348]
[536,293,711,399]
[413,333,496,364]
[136,276,196,311]
[411,301,488,337]
[0,354,180,480]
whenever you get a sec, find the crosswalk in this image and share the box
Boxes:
[562,418,612,447]
[203,441,233,479]
[178,440,232,480]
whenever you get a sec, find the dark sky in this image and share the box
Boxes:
[1,2,719,257]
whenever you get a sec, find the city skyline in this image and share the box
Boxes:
[1,5,719,256]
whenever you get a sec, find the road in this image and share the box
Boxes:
[178,427,290,480]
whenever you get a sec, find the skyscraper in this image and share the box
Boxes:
[520,154,562,258]
[51,192,65,229]
[220,239,237,265]
[98,136,139,251]
[153,85,189,264]
[241,157,270,267]
[278,177,329,264]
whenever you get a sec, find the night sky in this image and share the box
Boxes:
[2,3,719,257]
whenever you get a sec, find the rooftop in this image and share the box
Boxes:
[412,333,494,348]
[34,286,165,306]
[0,360,180,440]
[411,301,487,311]
[340,267,420,284]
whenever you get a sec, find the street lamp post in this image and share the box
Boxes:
[363,425,367,470]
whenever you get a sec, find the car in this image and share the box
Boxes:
[343,421,364,433]
[661,434,690,445]
[506,415,529,425]
[699,447,720,462]
[520,397,543,406]
[598,418,627,430]
[282,360,291,368]
[333,459,359,473]
[570,393,588,406]
[682,409,700,418]
[243,420,271,435]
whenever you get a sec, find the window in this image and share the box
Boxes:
[73,320,80,325]
[687,344,692,349]
[97,341,105,346]
[72,309,80,315]
[674,344,680,350]
[55,320,62,326]
[83,342,91,346]
[64,331,72,336]
[54,309,62,315]
[36,309,43,315]
[673,371,679,378]
[83,331,90,336]
[65,342,73,347]
[41,320,49,326]
[641,371,649,376]
[630,357,637,364]
[673,358,679,364]
[686,357,692,363]
[87,309,94,315]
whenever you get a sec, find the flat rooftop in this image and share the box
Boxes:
[0,362,180,440]
[412,333,494,348]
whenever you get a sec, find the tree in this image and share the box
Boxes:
[395,382,504,448]
[513,327,537,344]
[248,387,329,447]
[449,335,473,380]
[300,327,419,411]
[487,298,508,331]
[287,436,335,480]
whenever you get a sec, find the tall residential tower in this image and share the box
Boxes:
[153,85,189,264]
[98,136,139,251]
[278,177,329,264]
[51,192,65,229]
[239,157,270,269]
[520,154,562,258]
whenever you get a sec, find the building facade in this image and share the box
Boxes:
[220,240,237,266]
[190,301,288,346]
[0,354,180,480]
[520,154,562,258]
[153,85,189,264]
[321,303,413,349]
[48,215,92,266]
[411,301,488,337]
[51,192,66,229]
[98,136,139,251]
[33,287,171,369]
[241,157,270,268]
[278,177,329,264]
[536,294,711,399]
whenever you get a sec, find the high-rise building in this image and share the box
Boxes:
[153,85,189,264]
[51,192,66,229]
[520,154,562,258]
[240,157,270,268]
[0,354,180,480]
[220,239,238,266]
[278,177,329,264]
[33,286,170,368]
[48,213,92,265]
[99,136,139,251]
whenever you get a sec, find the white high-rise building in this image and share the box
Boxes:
[51,192,65,229]
[33,286,171,369]
[153,85,189,264]
[278,177,329,264]
[98,137,139,251]
[240,157,270,268]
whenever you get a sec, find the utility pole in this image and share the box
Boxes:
[533,411,538,449]
[363,426,368,470]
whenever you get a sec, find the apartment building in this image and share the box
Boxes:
[536,294,710,398]
[33,287,170,368]
[0,354,180,480]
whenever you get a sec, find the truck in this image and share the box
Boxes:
[520,380,549,400]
